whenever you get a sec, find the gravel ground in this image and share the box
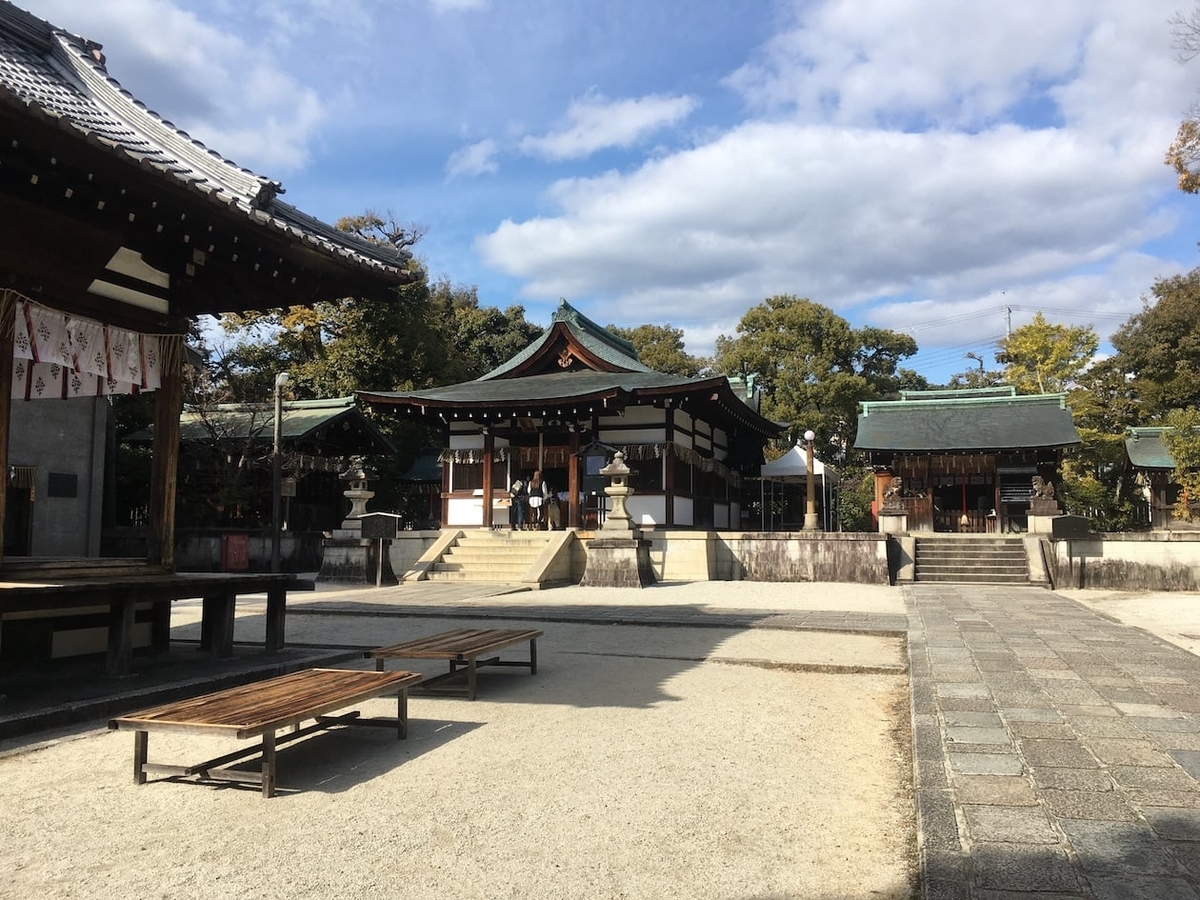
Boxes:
[0,594,916,900]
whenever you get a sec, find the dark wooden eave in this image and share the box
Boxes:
[0,105,409,326]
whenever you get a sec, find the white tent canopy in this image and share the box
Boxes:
[759,444,834,480]
[758,444,837,530]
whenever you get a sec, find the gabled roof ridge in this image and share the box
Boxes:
[184,396,358,414]
[899,385,1016,401]
[479,299,653,380]
[862,391,1068,414]
[551,299,640,362]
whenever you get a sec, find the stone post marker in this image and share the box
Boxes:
[580,451,656,587]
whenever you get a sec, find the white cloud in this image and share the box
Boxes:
[21,0,328,172]
[447,139,500,179]
[428,0,490,10]
[481,118,1168,316]
[476,0,1199,374]
[519,93,699,161]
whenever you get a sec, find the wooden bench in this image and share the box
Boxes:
[368,628,543,700]
[109,667,421,797]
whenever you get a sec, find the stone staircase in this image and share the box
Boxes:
[913,535,1031,585]
[424,530,554,583]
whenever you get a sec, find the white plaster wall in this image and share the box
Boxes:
[674,495,694,526]
[448,433,484,449]
[446,495,484,527]
[597,427,667,445]
[622,406,664,425]
[626,495,666,527]
[714,502,730,529]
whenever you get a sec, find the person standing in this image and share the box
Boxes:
[527,469,548,529]
[508,476,527,531]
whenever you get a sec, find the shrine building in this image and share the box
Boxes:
[854,386,1081,533]
[359,300,782,531]
[0,0,415,566]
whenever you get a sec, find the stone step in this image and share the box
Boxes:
[442,546,544,561]
[914,571,1030,584]
[912,536,1030,585]
[916,542,1022,549]
[916,548,1025,559]
[915,563,1028,576]
[429,564,528,578]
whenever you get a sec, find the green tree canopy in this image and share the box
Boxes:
[944,351,1005,390]
[1057,358,1142,530]
[711,295,918,458]
[1162,407,1200,521]
[450,292,543,378]
[1167,7,1200,192]
[605,323,708,377]
[995,312,1098,395]
[1108,268,1200,418]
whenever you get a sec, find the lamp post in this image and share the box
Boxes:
[271,372,289,573]
[803,429,819,531]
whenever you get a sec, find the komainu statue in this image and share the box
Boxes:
[1031,475,1056,501]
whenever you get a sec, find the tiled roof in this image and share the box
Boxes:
[0,1,411,281]
[480,300,653,379]
[855,390,1081,452]
[363,369,701,406]
[126,396,394,452]
[1126,427,1176,470]
[361,369,781,435]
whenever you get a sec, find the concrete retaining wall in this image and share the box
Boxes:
[564,529,889,584]
[1049,532,1200,591]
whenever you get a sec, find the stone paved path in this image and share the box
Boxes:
[907,583,1200,900]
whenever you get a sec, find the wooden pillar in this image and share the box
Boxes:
[482,431,495,529]
[440,445,451,530]
[106,595,135,677]
[265,584,287,652]
[0,297,13,568]
[150,601,171,655]
[567,427,581,528]
[147,351,183,569]
[664,407,675,527]
[205,589,237,658]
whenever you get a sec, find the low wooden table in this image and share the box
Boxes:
[1,568,300,676]
[368,628,543,700]
[109,667,421,797]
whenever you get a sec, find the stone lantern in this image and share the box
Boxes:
[580,450,656,588]
[598,450,634,531]
[339,455,377,524]
[316,455,397,586]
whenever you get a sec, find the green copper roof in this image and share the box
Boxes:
[1126,427,1176,469]
[899,386,1016,401]
[364,370,694,405]
[361,370,780,436]
[126,396,394,452]
[480,299,653,379]
[855,390,1081,452]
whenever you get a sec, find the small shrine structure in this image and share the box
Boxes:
[854,386,1081,533]
[1124,426,1200,531]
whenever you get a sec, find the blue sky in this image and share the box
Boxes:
[18,0,1200,383]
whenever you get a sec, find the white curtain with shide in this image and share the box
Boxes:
[4,291,179,399]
